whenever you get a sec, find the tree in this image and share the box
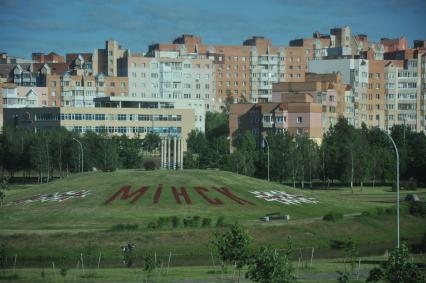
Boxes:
[143,133,161,152]
[246,240,294,283]
[142,253,155,283]
[233,131,257,176]
[367,244,424,283]
[211,223,251,282]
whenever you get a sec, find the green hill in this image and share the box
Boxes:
[0,169,405,231]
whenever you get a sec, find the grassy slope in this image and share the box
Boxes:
[2,169,420,231]
[0,169,425,263]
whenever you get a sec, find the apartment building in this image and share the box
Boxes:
[384,58,424,131]
[272,73,351,131]
[148,34,307,103]
[93,39,129,76]
[1,84,48,108]
[32,52,65,63]
[0,52,34,64]
[308,58,369,127]
[3,100,195,150]
[117,54,212,127]
[229,100,323,151]
[381,37,408,52]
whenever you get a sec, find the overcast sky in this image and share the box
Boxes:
[1,0,425,58]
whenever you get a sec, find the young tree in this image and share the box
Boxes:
[367,244,424,283]
[246,240,294,283]
[233,131,257,176]
[211,223,251,282]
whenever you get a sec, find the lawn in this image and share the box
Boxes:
[0,169,425,269]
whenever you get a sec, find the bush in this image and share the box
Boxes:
[111,223,138,231]
[323,212,343,221]
[157,217,170,228]
[192,216,201,227]
[409,202,426,217]
[202,217,212,227]
[183,217,194,227]
[171,216,180,228]
[216,216,225,227]
[147,221,157,230]
[143,160,156,170]
[376,207,385,215]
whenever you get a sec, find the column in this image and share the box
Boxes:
[180,137,184,170]
[173,137,177,170]
[177,138,181,169]
[167,137,171,170]
[160,139,163,168]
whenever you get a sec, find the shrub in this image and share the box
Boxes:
[216,216,225,227]
[143,160,156,170]
[171,216,180,228]
[409,202,426,217]
[376,207,384,215]
[147,221,157,230]
[202,217,212,227]
[157,217,170,228]
[183,217,194,227]
[111,223,138,231]
[323,212,343,221]
[192,216,201,227]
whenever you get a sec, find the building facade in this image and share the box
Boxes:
[148,34,308,103]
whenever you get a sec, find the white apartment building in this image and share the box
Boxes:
[384,58,423,132]
[249,47,284,102]
[1,84,48,108]
[308,59,369,127]
[117,55,216,131]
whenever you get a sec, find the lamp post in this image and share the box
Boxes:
[262,135,270,182]
[385,131,400,248]
[73,138,84,173]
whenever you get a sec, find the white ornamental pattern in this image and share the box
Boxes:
[11,190,91,205]
[249,190,318,205]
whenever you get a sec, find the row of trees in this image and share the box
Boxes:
[185,116,426,187]
[0,127,161,181]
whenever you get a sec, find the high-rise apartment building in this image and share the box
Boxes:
[148,34,307,103]
[308,58,369,127]
[93,39,129,76]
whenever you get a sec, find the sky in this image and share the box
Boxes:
[1,0,425,59]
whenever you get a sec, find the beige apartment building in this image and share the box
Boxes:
[229,99,323,152]
[148,34,307,103]
[3,104,195,150]
[93,39,129,76]
[272,73,351,131]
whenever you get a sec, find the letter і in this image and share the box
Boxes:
[171,186,192,204]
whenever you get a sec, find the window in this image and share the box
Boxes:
[118,114,127,121]
[120,82,125,88]
[296,116,303,124]
[51,81,56,87]
[151,73,158,78]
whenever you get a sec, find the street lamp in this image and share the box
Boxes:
[262,135,270,182]
[385,130,400,248]
[73,138,84,173]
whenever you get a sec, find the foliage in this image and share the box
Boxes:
[143,160,156,170]
[143,133,161,152]
[211,223,251,281]
[142,253,155,282]
[366,244,424,282]
[323,212,343,221]
[246,239,294,283]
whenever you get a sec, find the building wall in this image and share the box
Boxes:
[148,35,310,103]
[3,107,195,150]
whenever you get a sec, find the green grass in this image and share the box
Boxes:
[0,169,425,267]
[2,169,423,231]
[1,254,425,282]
